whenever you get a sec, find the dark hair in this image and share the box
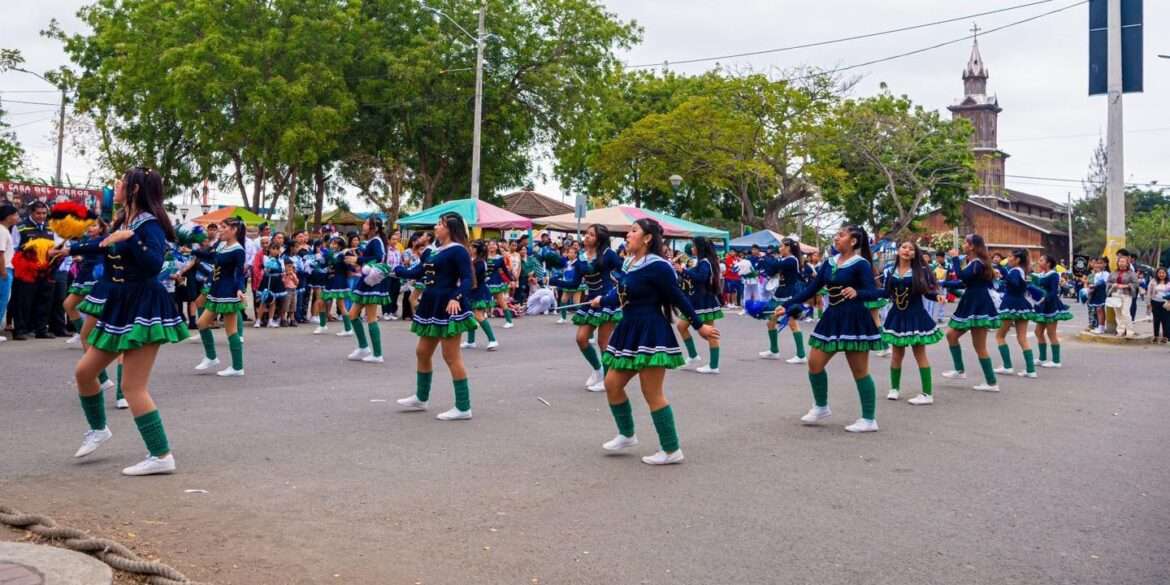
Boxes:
[633,218,674,324]
[223,217,246,244]
[780,237,803,268]
[27,201,48,213]
[439,213,468,247]
[365,217,386,246]
[1155,268,1169,284]
[1010,248,1030,272]
[895,240,931,295]
[0,204,18,222]
[841,224,872,262]
[692,236,722,295]
[114,167,176,242]
[1039,254,1057,270]
[407,231,428,250]
[471,239,487,260]
[587,224,611,254]
[965,234,995,281]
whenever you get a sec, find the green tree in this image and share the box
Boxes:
[1125,192,1170,266]
[818,89,976,237]
[0,101,27,181]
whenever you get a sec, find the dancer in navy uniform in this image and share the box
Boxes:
[590,218,719,465]
[675,237,723,374]
[345,217,391,363]
[551,224,622,392]
[485,240,515,328]
[319,237,353,336]
[462,240,499,351]
[992,249,1039,378]
[70,167,190,476]
[1031,254,1073,369]
[393,213,478,420]
[62,220,117,396]
[877,241,944,405]
[773,225,885,432]
[306,240,330,334]
[192,217,247,377]
[757,239,808,363]
[940,234,1002,392]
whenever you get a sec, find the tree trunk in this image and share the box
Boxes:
[313,167,326,230]
[250,165,266,214]
[286,166,299,232]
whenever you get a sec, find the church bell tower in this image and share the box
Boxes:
[947,26,1009,200]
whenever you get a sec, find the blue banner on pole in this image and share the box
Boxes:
[1089,0,1143,95]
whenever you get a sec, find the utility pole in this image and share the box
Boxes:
[470,0,485,201]
[54,88,66,186]
[1104,0,1125,266]
[1067,192,1074,265]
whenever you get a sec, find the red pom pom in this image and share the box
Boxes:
[50,201,89,220]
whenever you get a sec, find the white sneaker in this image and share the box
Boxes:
[115,398,129,409]
[194,357,220,372]
[556,318,566,324]
[800,406,831,424]
[74,427,112,458]
[875,349,891,358]
[486,340,499,351]
[268,319,280,328]
[121,454,176,476]
[66,333,81,346]
[973,383,1000,392]
[502,322,514,329]
[1093,327,1105,334]
[1017,371,1038,378]
[785,355,808,364]
[602,434,638,451]
[585,370,603,390]
[887,389,900,400]
[387,314,399,321]
[845,418,879,433]
[336,329,354,337]
[436,407,472,421]
[361,355,384,363]
[759,351,782,360]
[738,310,747,316]
[908,394,934,405]
[397,395,428,411]
[941,370,967,379]
[217,367,245,377]
[993,367,1014,375]
[695,365,719,374]
[642,450,684,465]
[1039,361,1061,369]
[587,381,606,392]
[252,320,262,329]
[460,341,476,349]
[0,336,6,343]
[347,348,372,361]
[99,379,115,392]
[683,356,701,368]
[312,326,328,335]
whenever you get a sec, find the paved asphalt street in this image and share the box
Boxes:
[2,309,1168,585]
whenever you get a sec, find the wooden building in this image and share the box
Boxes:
[921,36,1070,262]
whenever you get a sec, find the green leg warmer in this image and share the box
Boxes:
[709,346,720,369]
[342,315,352,332]
[919,366,933,395]
[453,378,471,412]
[794,331,806,358]
[890,367,902,391]
[318,311,327,327]
[768,329,780,354]
[505,309,513,324]
[116,364,123,398]
[80,392,106,431]
[1023,349,1036,374]
[368,322,382,357]
[683,337,698,359]
[855,375,877,420]
[650,405,680,453]
[809,371,829,407]
[200,329,217,360]
[581,345,602,370]
[480,319,496,342]
[1038,343,1048,362]
[134,410,170,457]
[416,371,433,402]
[978,357,997,385]
[997,344,1013,369]
[610,400,635,437]
[97,369,109,385]
[560,307,567,320]
[352,320,368,349]
[70,318,83,334]
[229,334,243,371]
[1051,344,1061,365]
[948,344,965,372]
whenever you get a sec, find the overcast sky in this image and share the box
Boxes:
[2,0,1166,210]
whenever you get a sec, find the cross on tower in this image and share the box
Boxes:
[970,22,982,39]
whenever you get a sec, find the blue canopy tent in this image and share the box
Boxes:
[729,230,818,253]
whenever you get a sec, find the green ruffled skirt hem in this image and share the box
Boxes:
[602,351,685,371]
[881,329,945,347]
[471,300,495,311]
[67,285,92,297]
[77,300,105,317]
[411,318,478,338]
[320,291,349,301]
[808,338,888,353]
[1032,311,1073,324]
[998,311,1037,322]
[488,284,510,295]
[204,300,244,315]
[572,311,623,326]
[948,317,1003,330]
[350,292,392,305]
[695,310,723,323]
[864,299,889,310]
[88,323,190,353]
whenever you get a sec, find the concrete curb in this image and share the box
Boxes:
[1075,331,1156,345]
[0,542,111,585]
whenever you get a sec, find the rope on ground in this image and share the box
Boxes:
[0,504,201,585]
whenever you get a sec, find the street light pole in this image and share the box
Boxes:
[470,1,485,201]
[1104,0,1125,266]
[54,88,66,186]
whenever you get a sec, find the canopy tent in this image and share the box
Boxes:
[729,230,817,254]
[533,206,729,241]
[397,198,532,230]
[191,206,267,228]
[322,209,365,227]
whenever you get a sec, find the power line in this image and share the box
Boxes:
[7,116,57,130]
[1007,173,1161,187]
[0,89,62,94]
[1003,127,1170,143]
[0,99,63,107]
[627,0,1060,69]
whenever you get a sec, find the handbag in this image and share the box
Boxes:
[1105,295,1123,309]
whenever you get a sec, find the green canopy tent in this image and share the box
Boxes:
[397,198,533,230]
